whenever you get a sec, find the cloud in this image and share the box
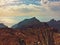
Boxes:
[0,0,60,27]
[0,4,46,16]
[48,0,60,2]
[0,0,41,7]
[0,0,60,17]
[0,0,16,6]
[41,1,60,11]
[0,17,17,27]
[49,2,60,11]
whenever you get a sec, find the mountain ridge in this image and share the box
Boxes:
[47,19,60,30]
[0,17,60,30]
[12,17,60,31]
[0,23,8,28]
[12,17,49,29]
[0,17,60,45]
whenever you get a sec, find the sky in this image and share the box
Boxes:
[0,0,60,27]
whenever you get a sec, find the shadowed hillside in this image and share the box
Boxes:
[0,23,8,28]
[47,19,60,30]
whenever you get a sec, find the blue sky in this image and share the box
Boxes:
[0,0,60,27]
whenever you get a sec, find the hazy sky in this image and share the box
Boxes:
[0,0,60,27]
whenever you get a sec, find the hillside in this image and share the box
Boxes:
[0,27,60,45]
[0,23,8,28]
[0,17,60,45]
[47,19,60,30]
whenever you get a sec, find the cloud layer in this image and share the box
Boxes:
[0,0,60,27]
[0,0,60,16]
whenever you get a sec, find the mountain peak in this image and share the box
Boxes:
[0,23,8,28]
[50,19,56,22]
[29,17,40,22]
[0,23,4,25]
[12,17,50,29]
[47,19,60,30]
[12,17,41,29]
[31,17,37,19]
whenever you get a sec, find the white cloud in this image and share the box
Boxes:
[0,17,17,27]
[0,0,60,26]
[0,0,60,17]
[0,0,20,7]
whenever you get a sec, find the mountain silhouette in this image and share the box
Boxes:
[47,19,60,30]
[11,17,60,30]
[12,17,49,29]
[0,23,8,28]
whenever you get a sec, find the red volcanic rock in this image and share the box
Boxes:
[0,28,60,45]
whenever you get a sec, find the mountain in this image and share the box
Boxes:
[0,18,59,45]
[0,26,60,45]
[47,19,60,30]
[12,17,49,29]
[0,23,8,28]
[12,17,60,30]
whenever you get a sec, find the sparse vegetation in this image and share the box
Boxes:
[0,28,60,45]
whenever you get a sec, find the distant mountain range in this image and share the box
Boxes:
[12,17,49,29]
[0,17,60,45]
[12,17,60,30]
[0,17,60,30]
[47,19,60,30]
